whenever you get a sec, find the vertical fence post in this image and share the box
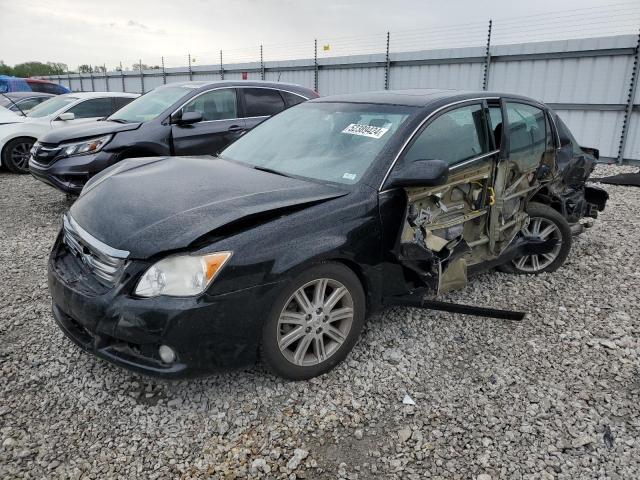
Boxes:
[260,45,265,80]
[617,28,640,163]
[220,50,224,80]
[384,31,391,90]
[483,19,493,91]
[90,68,95,91]
[139,59,145,93]
[161,56,167,84]
[314,39,319,92]
[78,67,84,92]
[67,70,71,91]
[188,54,193,81]
[104,63,109,91]
[120,62,125,92]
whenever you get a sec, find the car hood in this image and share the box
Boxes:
[40,119,141,144]
[70,156,348,258]
[0,107,27,125]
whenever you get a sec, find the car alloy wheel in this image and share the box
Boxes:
[511,216,563,272]
[261,262,365,380]
[277,278,354,367]
[3,137,35,173]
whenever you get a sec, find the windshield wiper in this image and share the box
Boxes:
[253,166,294,178]
[0,92,25,116]
[108,118,129,124]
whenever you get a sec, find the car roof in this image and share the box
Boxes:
[63,91,139,99]
[161,80,316,96]
[312,89,542,108]
[1,91,54,99]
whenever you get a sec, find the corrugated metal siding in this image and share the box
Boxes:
[319,67,386,95]
[554,109,626,158]
[624,113,640,160]
[43,34,640,160]
[390,62,484,90]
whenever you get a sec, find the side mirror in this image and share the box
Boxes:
[173,111,203,125]
[58,112,75,121]
[386,159,449,188]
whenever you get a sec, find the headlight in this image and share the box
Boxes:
[59,134,112,158]
[134,252,232,297]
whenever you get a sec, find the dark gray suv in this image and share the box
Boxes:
[29,80,318,194]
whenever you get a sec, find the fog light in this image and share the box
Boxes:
[158,345,176,364]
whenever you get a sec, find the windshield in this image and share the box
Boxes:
[108,85,191,123]
[221,102,415,185]
[27,96,78,118]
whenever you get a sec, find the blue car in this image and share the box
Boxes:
[0,75,70,95]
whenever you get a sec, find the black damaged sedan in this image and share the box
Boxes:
[49,89,607,380]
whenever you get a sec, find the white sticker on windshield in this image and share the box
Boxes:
[342,173,357,181]
[342,123,390,139]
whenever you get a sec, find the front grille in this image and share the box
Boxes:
[62,215,129,287]
[31,142,62,166]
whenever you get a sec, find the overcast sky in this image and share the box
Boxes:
[0,0,634,69]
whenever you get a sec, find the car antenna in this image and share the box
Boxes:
[0,92,26,116]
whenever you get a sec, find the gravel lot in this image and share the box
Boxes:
[1,165,639,479]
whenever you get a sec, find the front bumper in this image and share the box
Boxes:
[48,234,279,378]
[29,151,114,194]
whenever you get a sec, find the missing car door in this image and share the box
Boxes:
[392,102,499,294]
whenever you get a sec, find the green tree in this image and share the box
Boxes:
[12,61,66,77]
[0,60,13,75]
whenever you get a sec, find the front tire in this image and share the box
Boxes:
[499,202,572,274]
[261,263,366,380]
[2,137,35,174]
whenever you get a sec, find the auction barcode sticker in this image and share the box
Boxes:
[342,123,389,139]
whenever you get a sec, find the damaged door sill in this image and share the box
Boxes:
[385,293,526,321]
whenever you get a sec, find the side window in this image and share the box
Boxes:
[505,102,549,167]
[281,91,306,108]
[243,88,286,117]
[67,98,114,119]
[113,96,135,113]
[488,105,503,149]
[404,104,489,165]
[182,89,237,121]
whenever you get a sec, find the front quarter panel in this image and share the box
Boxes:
[201,186,384,309]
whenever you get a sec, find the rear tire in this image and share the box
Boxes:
[261,263,366,380]
[499,202,572,275]
[2,137,35,174]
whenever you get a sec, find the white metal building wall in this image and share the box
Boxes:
[48,34,640,161]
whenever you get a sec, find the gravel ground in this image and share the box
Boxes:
[1,165,639,479]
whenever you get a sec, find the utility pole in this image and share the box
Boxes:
[120,61,125,92]
[314,39,319,92]
[139,59,145,93]
[617,28,640,163]
[220,50,224,80]
[482,19,493,91]
[384,32,391,90]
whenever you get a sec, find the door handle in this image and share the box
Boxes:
[227,125,244,132]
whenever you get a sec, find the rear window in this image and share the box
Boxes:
[281,91,307,108]
[28,82,66,94]
[242,88,286,117]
